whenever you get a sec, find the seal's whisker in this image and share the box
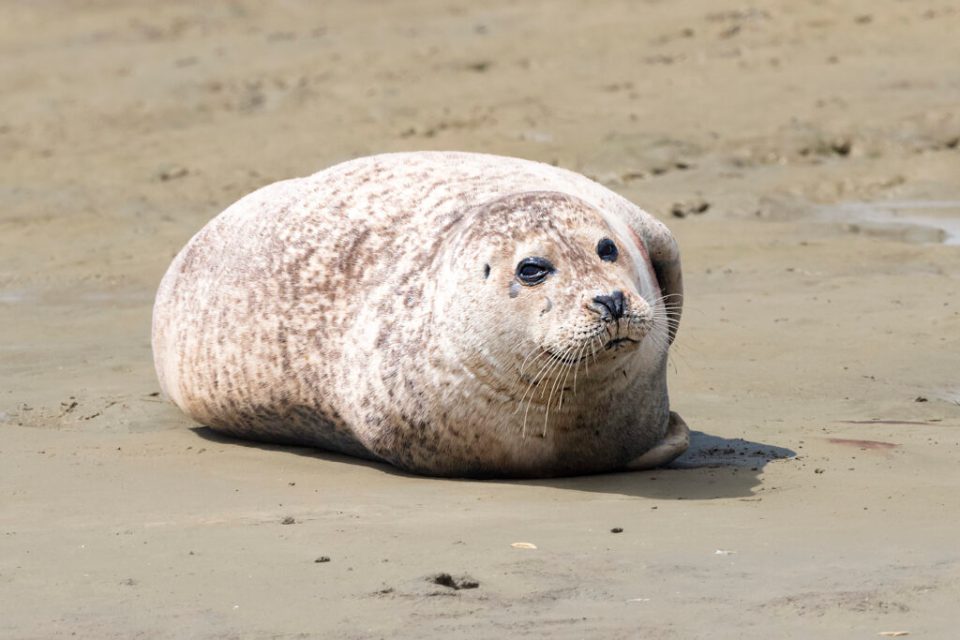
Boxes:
[538,349,567,400]
[516,348,551,384]
[519,347,568,436]
[656,293,684,302]
[570,341,583,378]
[574,341,587,392]
[543,344,577,436]
[643,309,694,374]
[655,303,681,314]
[664,335,695,372]
[653,295,683,318]
[557,340,586,412]
[519,346,550,376]
[646,333,668,354]
[535,348,568,438]
[651,303,682,328]
[655,316,682,333]
[571,340,588,394]
[654,293,684,307]
[517,351,558,413]
[582,335,596,370]
[513,351,550,398]
[542,365,561,435]
[512,348,553,399]
[516,362,547,424]
[536,353,562,397]
[547,345,576,410]
[519,371,544,437]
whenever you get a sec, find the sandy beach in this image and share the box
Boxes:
[2,1,959,637]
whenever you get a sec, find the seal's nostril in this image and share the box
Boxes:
[610,290,625,317]
[592,290,626,320]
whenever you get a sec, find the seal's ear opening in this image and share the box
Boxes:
[483,263,491,279]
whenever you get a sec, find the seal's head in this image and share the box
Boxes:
[437,191,676,396]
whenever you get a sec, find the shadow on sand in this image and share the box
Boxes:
[192,427,795,500]
[519,431,795,500]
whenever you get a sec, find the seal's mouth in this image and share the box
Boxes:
[604,337,639,350]
[545,350,592,365]
[542,335,642,367]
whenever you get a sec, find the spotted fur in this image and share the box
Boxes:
[152,152,686,477]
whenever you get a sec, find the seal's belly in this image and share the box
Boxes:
[360,383,671,477]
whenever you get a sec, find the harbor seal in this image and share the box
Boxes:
[152,151,689,477]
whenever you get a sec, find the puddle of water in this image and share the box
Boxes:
[820,200,960,245]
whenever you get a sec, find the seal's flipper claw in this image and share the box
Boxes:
[625,411,690,470]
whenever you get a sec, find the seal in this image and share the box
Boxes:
[152,151,689,477]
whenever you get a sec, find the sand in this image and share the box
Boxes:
[2,1,959,638]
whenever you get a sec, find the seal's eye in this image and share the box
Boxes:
[515,257,554,286]
[597,238,618,262]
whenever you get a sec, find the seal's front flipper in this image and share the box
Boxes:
[626,411,690,470]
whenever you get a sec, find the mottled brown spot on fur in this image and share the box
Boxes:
[337,227,373,281]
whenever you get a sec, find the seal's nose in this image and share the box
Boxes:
[592,290,626,320]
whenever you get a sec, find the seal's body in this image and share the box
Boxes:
[152,152,688,477]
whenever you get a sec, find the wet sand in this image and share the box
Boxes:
[2,1,959,638]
